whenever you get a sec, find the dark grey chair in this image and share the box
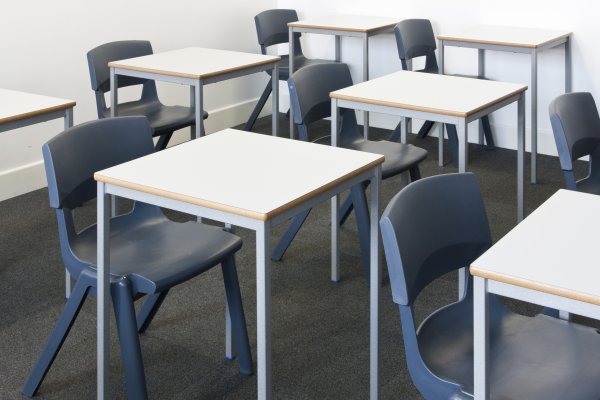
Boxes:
[22,117,252,399]
[272,63,427,276]
[244,9,335,131]
[550,92,600,194]
[87,40,208,150]
[390,19,495,167]
[380,172,600,399]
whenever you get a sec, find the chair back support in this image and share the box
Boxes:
[380,173,491,306]
[394,19,438,72]
[43,117,154,211]
[549,92,600,175]
[255,9,302,55]
[288,63,361,144]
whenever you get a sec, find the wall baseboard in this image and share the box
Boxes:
[0,97,272,202]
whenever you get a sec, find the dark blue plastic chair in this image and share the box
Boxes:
[244,9,335,131]
[272,63,427,277]
[22,117,252,399]
[380,173,600,399]
[87,40,208,150]
[390,19,495,167]
[550,92,600,194]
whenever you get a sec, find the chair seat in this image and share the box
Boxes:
[268,54,335,81]
[419,297,600,399]
[104,101,208,137]
[71,203,242,294]
[313,136,427,179]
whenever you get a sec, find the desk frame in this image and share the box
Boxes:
[439,35,571,184]
[110,64,279,138]
[96,155,381,400]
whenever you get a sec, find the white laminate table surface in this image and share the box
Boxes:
[95,129,384,221]
[288,15,399,33]
[108,47,280,80]
[471,189,600,306]
[0,88,75,125]
[330,70,527,118]
[438,25,572,48]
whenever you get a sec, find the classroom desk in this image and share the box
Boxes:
[331,70,527,223]
[288,15,398,138]
[471,189,600,399]
[0,88,75,298]
[438,26,572,184]
[108,47,281,138]
[94,129,384,400]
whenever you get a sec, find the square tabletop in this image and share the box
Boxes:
[108,47,281,80]
[288,15,399,33]
[471,189,600,306]
[330,70,527,118]
[0,88,75,125]
[94,129,384,221]
[438,25,571,48]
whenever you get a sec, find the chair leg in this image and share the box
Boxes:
[113,279,148,400]
[155,132,174,151]
[481,116,495,149]
[416,120,436,138]
[338,194,354,226]
[244,83,273,132]
[22,276,91,397]
[444,124,460,168]
[271,208,312,261]
[388,121,402,142]
[350,184,371,280]
[137,290,170,334]
[409,165,421,181]
[221,256,253,375]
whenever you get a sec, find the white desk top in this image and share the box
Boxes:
[330,70,527,118]
[438,25,571,48]
[471,190,600,306]
[108,47,280,80]
[0,88,75,125]
[288,15,399,33]
[95,129,384,221]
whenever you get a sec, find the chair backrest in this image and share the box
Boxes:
[87,40,158,116]
[287,62,361,144]
[254,9,302,55]
[43,117,154,211]
[380,173,491,306]
[549,92,600,188]
[394,19,438,73]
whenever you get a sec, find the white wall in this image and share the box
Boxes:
[278,0,598,157]
[0,0,276,200]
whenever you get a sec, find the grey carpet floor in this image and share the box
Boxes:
[0,116,592,399]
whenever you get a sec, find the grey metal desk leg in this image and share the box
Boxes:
[565,37,572,93]
[190,86,196,141]
[369,165,381,400]
[473,276,490,400]
[289,27,295,140]
[97,182,110,400]
[458,117,468,299]
[363,34,369,139]
[478,49,485,146]
[331,99,340,283]
[109,69,119,217]
[64,108,73,300]
[272,64,279,137]
[335,35,341,62]
[400,117,408,144]
[195,82,204,138]
[438,123,444,167]
[531,49,538,184]
[517,94,526,222]
[256,221,272,400]
[439,40,445,75]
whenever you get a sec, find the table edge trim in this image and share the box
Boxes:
[0,101,76,125]
[288,22,397,33]
[436,33,572,49]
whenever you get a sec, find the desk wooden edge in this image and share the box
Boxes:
[108,56,281,80]
[0,101,76,125]
[470,265,600,307]
[94,155,384,222]
[330,85,527,118]
[288,22,397,33]
[437,32,572,49]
